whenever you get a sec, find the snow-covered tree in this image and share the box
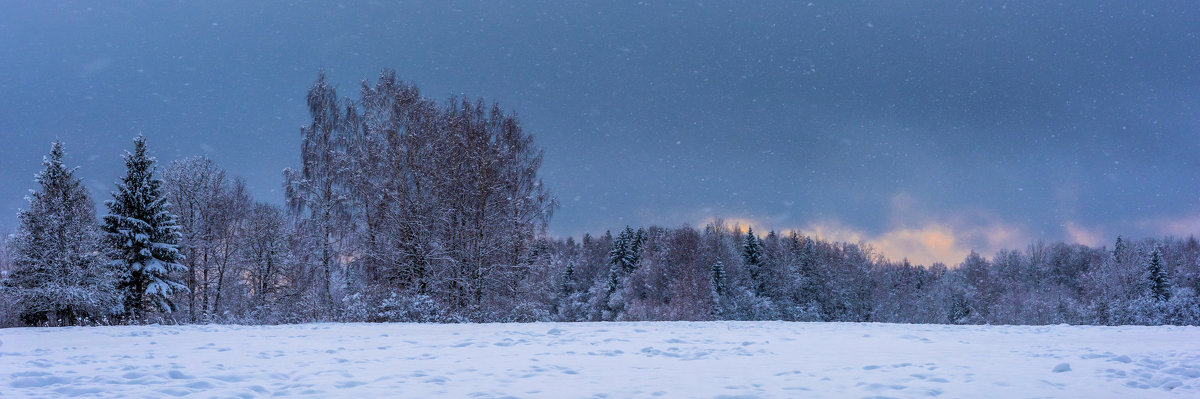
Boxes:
[1145,246,1171,303]
[164,156,223,321]
[631,227,647,265]
[560,260,577,296]
[4,141,119,325]
[1113,235,1128,258]
[603,227,638,307]
[284,72,354,307]
[609,226,641,274]
[0,231,10,274]
[795,236,821,304]
[164,156,254,321]
[711,261,727,297]
[103,136,187,320]
[742,228,764,295]
[241,203,290,308]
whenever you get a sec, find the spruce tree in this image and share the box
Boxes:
[606,258,622,294]
[796,237,820,304]
[560,261,576,296]
[742,228,764,295]
[711,261,727,296]
[608,230,627,273]
[609,226,640,274]
[102,136,187,320]
[4,141,118,325]
[630,227,646,266]
[1145,246,1170,302]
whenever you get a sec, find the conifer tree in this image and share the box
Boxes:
[742,228,764,295]
[795,236,820,302]
[1145,246,1171,302]
[606,259,622,295]
[560,261,576,296]
[4,141,118,325]
[102,136,187,320]
[609,226,641,274]
[630,227,646,266]
[1113,235,1127,258]
[711,261,727,297]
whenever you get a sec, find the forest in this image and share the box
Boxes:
[1,70,1198,327]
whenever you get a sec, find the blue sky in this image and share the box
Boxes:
[1,1,1197,265]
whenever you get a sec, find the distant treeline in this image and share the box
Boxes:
[1,70,1197,327]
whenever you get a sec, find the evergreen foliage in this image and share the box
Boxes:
[609,226,641,274]
[4,142,118,325]
[560,261,576,296]
[710,261,727,297]
[1146,246,1171,303]
[102,136,187,320]
[742,228,764,295]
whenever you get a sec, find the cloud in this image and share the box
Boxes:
[796,221,968,266]
[699,193,1029,267]
[802,193,1030,266]
[874,225,966,266]
[1064,221,1104,247]
[807,220,1026,266]
[1142,213,1200,238]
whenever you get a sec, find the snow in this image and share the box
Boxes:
[1,322,1198,398]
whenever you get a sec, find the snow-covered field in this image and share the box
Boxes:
[1,322,1198,398]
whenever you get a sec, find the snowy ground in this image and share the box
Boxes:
[1,322,1198,398]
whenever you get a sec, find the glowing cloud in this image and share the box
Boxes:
[798,221,971,266]
[1064,221,1104,247]
[701,194,1030,267]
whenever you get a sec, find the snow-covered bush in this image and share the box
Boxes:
[342,291,453,323]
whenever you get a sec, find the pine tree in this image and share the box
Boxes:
[711,261,727,296]
[4,141,118,325]
[102,136,187,320]
[1146,246,1171,302]
[560,261,576,296]
[796,236,820,304]
[630,227,646,266]
[1113,235,1127,258]
[609,226,640,274]
[606,260,622,295]
[742,228,764,295]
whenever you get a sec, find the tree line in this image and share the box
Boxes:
[1,70,1197,326]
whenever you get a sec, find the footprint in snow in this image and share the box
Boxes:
[166,370,194,379]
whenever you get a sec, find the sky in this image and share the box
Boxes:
[1,1,1198,266]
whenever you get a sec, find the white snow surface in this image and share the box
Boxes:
[1,321,1198,398]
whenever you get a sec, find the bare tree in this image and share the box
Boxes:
[209,178,252,317]
[282,70,558,321]
[164,156,225,321]
[239,203,290,312]
[284,72,354,308]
